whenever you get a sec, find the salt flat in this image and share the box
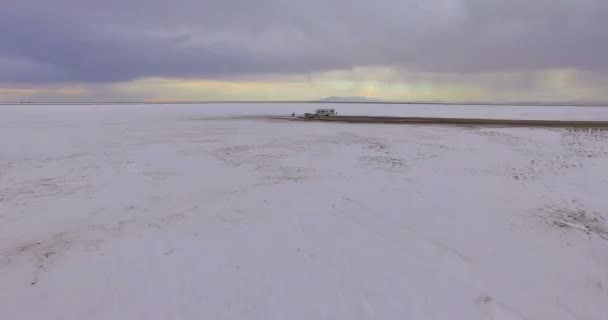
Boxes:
[1,104,608,320]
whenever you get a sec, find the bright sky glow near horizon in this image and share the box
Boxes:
[1,0,607,102]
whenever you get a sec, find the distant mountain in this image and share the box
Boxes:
[319,96,386,103]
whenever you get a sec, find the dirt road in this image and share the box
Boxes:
[296,115,608,128]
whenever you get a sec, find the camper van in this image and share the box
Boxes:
[314,108,337,116]
[304,108,338,118]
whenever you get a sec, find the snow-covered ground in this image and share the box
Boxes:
[1,104,608,320]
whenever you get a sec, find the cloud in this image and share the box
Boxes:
[1,0,607,84]
[3,67,608,103]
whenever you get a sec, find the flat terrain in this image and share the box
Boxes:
[297,115,608,128]
[1,104,608,319]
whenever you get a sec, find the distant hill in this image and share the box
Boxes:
[316,98,608,106]
[319,96,386,103]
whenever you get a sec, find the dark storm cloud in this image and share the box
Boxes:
[1,0,607,83]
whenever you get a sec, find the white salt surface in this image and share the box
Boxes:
[1,104,607,319]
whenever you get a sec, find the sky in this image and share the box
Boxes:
[1,0,608,102]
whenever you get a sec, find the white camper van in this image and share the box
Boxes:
[314,108,337,116]
[304,108,337,118]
